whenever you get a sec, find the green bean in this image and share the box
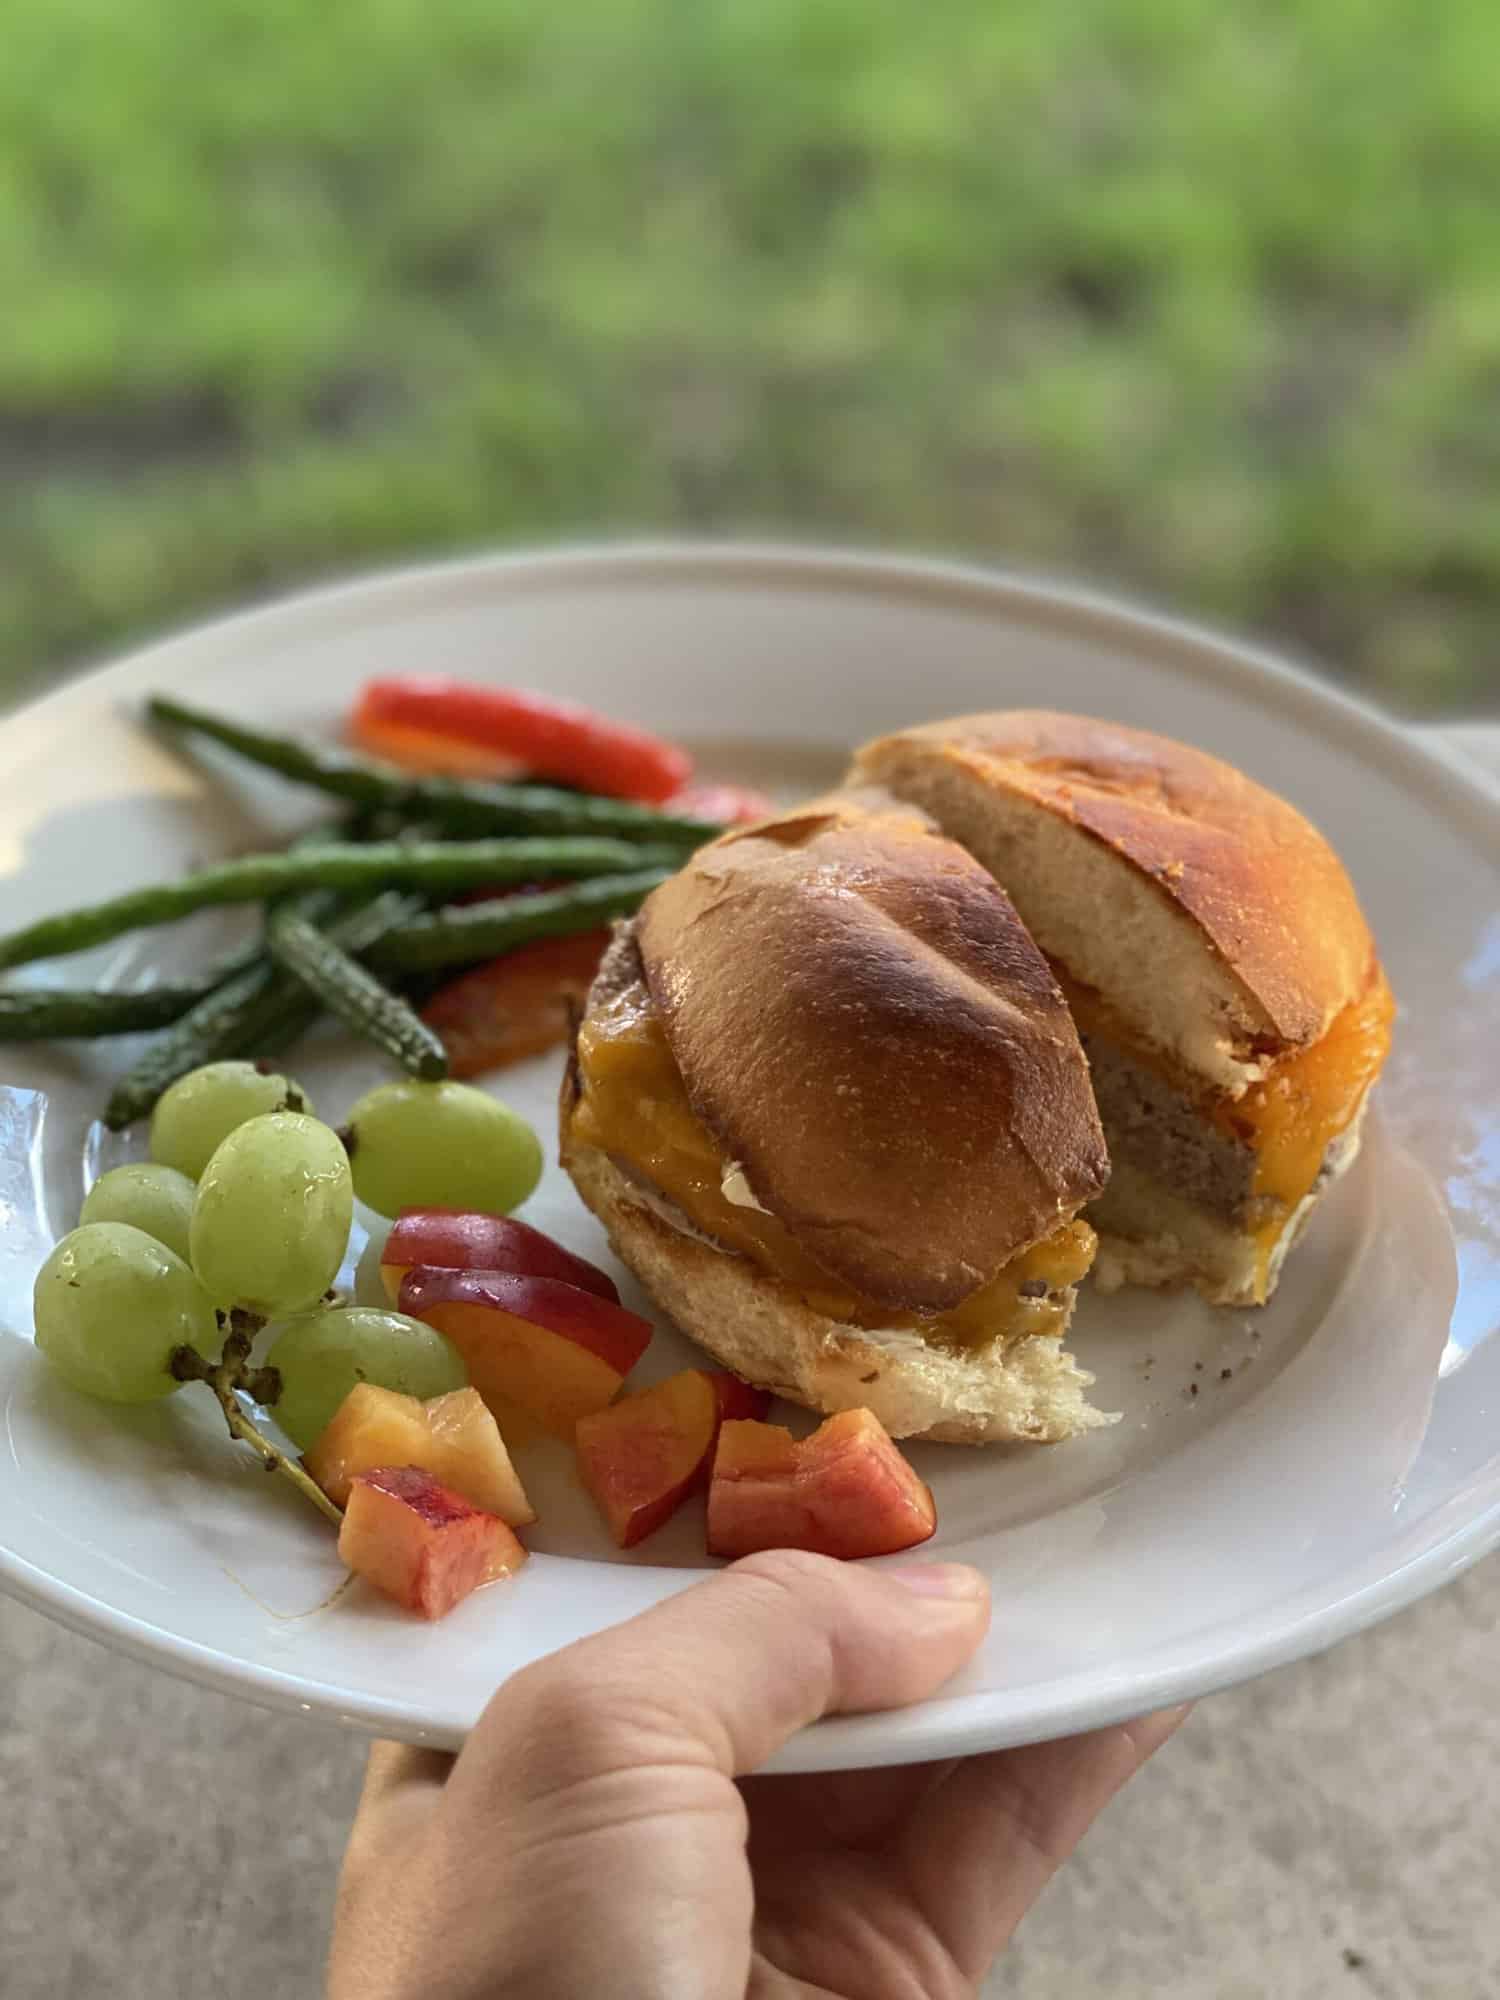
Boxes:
[217,892,428,1065]
[102,961,282,1130]
[147,695,718,845]
[0,984,223,1041]
[0,938,266,1041]
[322,888,426,956]
[364,869,670,973]
[0,837,681,972]
[267,907,447,1081]
[101,891,420,1129]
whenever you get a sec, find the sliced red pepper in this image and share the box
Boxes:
[350,715,525,781]
[351,679,692,803]
[420,930,612,1077]
[667,781,776,827]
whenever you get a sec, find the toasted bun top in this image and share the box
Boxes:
[632,788,1108,1313]
[854,711,1380,1058]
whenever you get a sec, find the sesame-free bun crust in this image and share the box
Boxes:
[560,1135,1110,1444]
[634,788,1108,1313]
[854,712,1381,1094]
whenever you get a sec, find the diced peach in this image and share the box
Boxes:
[575,1368,774,1548]
[576,1370,718,1548]
[716,1419,801,1480]
[710,1372,773,1424]
[338,1466,527,1620]
[400,1266,652,1439]
[425,1387,536,1527]
[381,1209,619,1305]
[304,1383,433,1508]
[305,1383,536,1525]
[707,1408,937,1561]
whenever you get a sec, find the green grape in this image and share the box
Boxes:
[344,1078,542,1218]
[190,1112,352,1317]
[79,1163,196,1263]
[266,1305,467,1450]
[150,1059,313,1180]
[33,1222,217,1404]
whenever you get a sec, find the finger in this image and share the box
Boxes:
[339,1743,453,1895]
[894,1706,1192,1976]
[329,1743,457,1998]
[463,1551,990,1797]
[361,1741,454,1811]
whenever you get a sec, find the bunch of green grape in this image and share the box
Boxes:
[34,1061,542,1452]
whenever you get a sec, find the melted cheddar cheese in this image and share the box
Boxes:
[1213,972,1395,1288]
[571,984,1095,1351]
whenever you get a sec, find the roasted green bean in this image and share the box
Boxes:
[147,695,718,845]
[365,869,669,973]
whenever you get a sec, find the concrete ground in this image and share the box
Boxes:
[6,728,1498,1998]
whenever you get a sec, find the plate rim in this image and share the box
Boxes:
[8,538,1499,846]
[3,536,1498,1770]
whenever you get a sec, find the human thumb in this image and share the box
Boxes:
[462,1547,990,1795]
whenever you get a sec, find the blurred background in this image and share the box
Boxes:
[3,0,1498,713]
[6,13,1500,1999]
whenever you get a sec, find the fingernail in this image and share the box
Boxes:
[887,1561,987,1602]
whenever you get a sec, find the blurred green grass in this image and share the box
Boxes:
[3,0,1498,711]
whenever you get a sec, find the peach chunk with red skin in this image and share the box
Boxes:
[305,1382,535,1525]
[339,1466,527,1620]
[576,1369,772,1548]
[707,1408,937,1561]
[381,1208,619,1306]
[400,1265,652,1439]
[711,1372,773,1424]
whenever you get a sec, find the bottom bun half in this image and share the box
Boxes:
[562,1137,1114,1446]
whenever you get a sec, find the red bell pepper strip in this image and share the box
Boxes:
[345,716,525,780]
[666,781,775,827]
[351,680,692,803]
[420,930,612,1076]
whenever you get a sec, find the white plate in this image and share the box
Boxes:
[1,545,1497,1773]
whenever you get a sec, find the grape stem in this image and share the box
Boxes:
[171,1326,344,1529]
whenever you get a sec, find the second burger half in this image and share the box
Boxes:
[855,711,1393,1307]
